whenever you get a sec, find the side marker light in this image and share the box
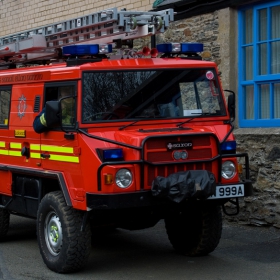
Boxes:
[104,174,113,185]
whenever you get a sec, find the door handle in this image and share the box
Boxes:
[40,153,50,159]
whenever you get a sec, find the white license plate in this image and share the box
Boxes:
[208,184,244,199]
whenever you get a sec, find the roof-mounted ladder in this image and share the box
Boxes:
[0,7,174,65]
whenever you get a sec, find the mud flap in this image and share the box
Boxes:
[151,170,216,203]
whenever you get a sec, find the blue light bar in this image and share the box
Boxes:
[157,43,174,53]
[63,45,99,56]
[181,43,203,53]
[103,149,124,161]
[221,141,236,152]
[156,42,204,54]
[62,44,112,56]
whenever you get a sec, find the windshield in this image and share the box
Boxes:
[82,68,226,123]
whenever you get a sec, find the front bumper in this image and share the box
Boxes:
[86,179,253,210]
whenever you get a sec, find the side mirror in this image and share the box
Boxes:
[45,100,60,126]
[225,90,235,122]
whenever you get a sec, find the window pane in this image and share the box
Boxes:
[240,4,280,126]
[259,9,267,41]
[244,85,254,119]
[274,83,280,118]
[245,9,253,44]
[272,6,280,39]
[271,41,280,74]
[45,86,76,127]
[259,84,270,119]
[0,90,11,126]
[245,46,253,80]
[259,43,267,75]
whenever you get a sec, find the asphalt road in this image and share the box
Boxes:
[0,215,280,280]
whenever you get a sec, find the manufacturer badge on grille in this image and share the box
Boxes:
[167,142,193,150]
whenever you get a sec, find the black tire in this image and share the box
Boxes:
[165,204,222,256]
[0,209,10,239]
[37,191,91,273]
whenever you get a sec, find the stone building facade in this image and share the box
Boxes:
[0,0,153,36]
[1,1,280,229]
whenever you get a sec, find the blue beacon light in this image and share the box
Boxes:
[103,149,124,161]
[221,141,237,152]
[62,44,112,56]
[156,42,204,53]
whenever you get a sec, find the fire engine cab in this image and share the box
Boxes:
[0,7,252,273]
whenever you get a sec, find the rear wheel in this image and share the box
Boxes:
[37,191,91,273]
[0,209,10,239]
[165,204,222,256]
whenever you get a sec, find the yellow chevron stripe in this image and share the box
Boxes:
[41,145,74,154]
[0,149,8,155]
[9,151,22,157]
[48,154,79,163]
[30,144,40,151]
[30,152,41,159]
[10,142,21,149]
[0,142,78,163]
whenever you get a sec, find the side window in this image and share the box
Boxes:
[0,87,11,127]
[45,85,76,127]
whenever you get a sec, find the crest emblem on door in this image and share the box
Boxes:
[18,94,27,119]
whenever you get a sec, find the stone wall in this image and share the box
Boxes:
[158,8,237,93]
[0,0,153,36]
[232,129,280,229]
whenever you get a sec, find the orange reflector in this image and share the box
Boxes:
[104,174,113,185]
[238,164,243,174]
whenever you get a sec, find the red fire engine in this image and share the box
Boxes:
[0,7,252,273]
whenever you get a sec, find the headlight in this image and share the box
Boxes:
[115,169,132,188]
[221,161,236,179]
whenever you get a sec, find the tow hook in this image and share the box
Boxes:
[222,198,240,216]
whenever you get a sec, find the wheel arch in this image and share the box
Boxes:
[0,165,72,218]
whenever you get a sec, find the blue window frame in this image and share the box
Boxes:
[238,1,280,127]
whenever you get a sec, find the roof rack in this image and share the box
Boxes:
[0,7,174,66]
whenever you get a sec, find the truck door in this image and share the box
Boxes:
[39,82,80,174]
[0,83,44,195]
[0,86,12,195]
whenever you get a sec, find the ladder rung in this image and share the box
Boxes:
[0,7,174,65]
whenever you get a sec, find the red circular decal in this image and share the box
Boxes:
[206,71,214,80]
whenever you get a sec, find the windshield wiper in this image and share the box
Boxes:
[119,115,164,130]
[119,119,142,130]
[121,113,212,130]
[177,112,212,128]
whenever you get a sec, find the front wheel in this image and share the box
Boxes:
[37,191,91,273]
[165,204,222,256]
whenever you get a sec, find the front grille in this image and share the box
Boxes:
[147,148,213,161]
[144,134,219,187]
